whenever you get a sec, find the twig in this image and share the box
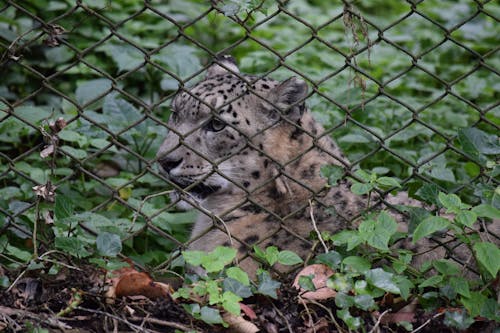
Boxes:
[309,200,329,253]
[77,307,152,333]
[129,316,201,333]
[369,309,390,333]
[271,301,294,333]
[410,312,444,333]
[0,306,72,330]
[306,299,346,333]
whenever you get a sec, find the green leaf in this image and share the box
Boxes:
[458,128,500,156]
[257,271,280,299]
[221,291,242,316]
[416,183,440,205]
[14,106,51,124]
[342,256,371,273]
[152,44,202,78]
[75,78,112,105]
[429,167,455,183]
[320,165,344,186]
[353,294,375,310]
[55,195,74,220]
[394,275,414,300]
[200,306,225,325]
[449,276,470,297]
[6,244,32,262]
[413,216,450,243]
[96,232,122,257]
[473,242,500,277]
[443,311,474,330]
[472,204,500,219]
[461,292,490,318]
[359,212,397,251]
[351,182,373,195]
[438,192,469,213]
[365,268,400,294]
[102,43,144,73]
[55,237,91,258]
[277,250,303,266]
[264,246,279,266]
[206,247,237,273]
[433,259,460,276]
[376,176,402,188]
[226,267,250,286]
[335,292,354,308]
[337,308,361,330]
[58,129,87,147]
[298,275,316,291]
[315,251,342,269]
[223,278,252,298]
[60,146,87,159]
[182,250,205,267]
[455,210,477,228]
[419,275,443,288]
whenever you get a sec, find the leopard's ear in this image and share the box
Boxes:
[206,55,240,78]
[266,76,308,122]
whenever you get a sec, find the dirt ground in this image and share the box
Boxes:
[0,265,497,333]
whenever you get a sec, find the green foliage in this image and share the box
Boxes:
[1,0,499,330]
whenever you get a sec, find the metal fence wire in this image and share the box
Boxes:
[0,0,499,274]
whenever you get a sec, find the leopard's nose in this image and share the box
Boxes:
[158,157,183,174]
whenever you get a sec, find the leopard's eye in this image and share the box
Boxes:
[206,118,226,132]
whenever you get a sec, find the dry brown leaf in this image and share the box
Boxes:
[293,264,336,300]
[106,266,172,301]
[223,312,259,333]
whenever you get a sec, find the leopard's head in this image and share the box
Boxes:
[157,56,311,209]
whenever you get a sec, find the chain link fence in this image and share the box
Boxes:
[0,0,498,274]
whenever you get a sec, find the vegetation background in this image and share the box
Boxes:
[0,0,498,331]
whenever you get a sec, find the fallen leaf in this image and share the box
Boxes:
[293,264,336,300]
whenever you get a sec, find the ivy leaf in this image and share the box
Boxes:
[96,232,122,257]
[221,291,242,316]
[353,294,375,310]
[226,267,250,286]
[443,311,474,330]
[223,278,252,298]
[205,247,237,273]
[183,250,206,267]
[473,242,500,277]
[315,251,342,269]
[277,250,303,266]
[365,268,400,294]
[55,195,74,220]
[257,271,281,299]
[298,275,316,291]
[55,237,91,258]
[200,306,225,325]
[359,212,397,251]
[342,256,371,273]
[413,216,450,243]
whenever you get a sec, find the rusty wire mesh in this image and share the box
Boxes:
[0,0,498,273]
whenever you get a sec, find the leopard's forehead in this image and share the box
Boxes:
[171,74,279,120]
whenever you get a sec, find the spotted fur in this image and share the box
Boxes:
[157,56,496,275]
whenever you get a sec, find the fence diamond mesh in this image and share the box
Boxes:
[0,0,498,279]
